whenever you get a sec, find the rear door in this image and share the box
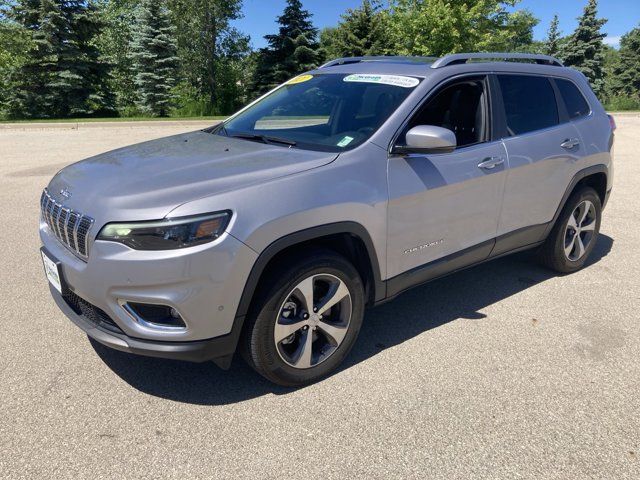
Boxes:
[495,74,586,246]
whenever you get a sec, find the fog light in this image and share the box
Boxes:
[123,302,186,329]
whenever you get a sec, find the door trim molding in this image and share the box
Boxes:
[380,223,549,304]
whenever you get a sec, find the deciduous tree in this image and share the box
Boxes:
[386,0,538,56]
[169,0,250,114]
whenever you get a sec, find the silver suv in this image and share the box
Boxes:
[40,53,614,386]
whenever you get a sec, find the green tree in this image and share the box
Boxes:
[130,0,179,116]
[492,9,539,52]
[544,14,562,57]
[386,0,538,56]
[169,0,249,115]
[562,0,607,98]
[253,0,321,96]
[610,26,640,99]
[321,0,390,59]
[7,0,112,119]
[0,11,33,117]
[95,0,138,114]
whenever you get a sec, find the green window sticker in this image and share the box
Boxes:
[337,136,354,147]
[343,74,420,88]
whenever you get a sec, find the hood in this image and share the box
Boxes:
[47,130,338,222]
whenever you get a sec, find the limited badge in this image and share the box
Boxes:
[286,74,314,85]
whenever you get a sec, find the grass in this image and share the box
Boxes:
[0,115,227,124]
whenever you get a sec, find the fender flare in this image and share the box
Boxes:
[234,222,385,320]
[543,164,609,238]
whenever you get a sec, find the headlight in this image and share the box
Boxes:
[97,211,231,250]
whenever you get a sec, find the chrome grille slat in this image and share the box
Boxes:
[40,188,94,260]
[58,208,69,244]
[67,212,79,251]
[52,203,61,238]
[72,212,80,252]
[46,196,55,231]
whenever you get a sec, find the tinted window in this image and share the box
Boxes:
[405,78,487,148]
[498,75,559,135]
[556,79,590,119]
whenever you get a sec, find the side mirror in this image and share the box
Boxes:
[392,125,457,154]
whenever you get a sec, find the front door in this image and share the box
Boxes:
[387,75,507,281]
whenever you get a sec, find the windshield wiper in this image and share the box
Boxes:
[230,133,297,147]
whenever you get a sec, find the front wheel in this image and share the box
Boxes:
[241,250,365,386]
[538,187,602,273]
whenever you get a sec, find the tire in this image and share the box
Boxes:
[538,186,602,273]
[241,249,365,386]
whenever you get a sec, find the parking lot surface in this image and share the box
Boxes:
[1,118,639,479]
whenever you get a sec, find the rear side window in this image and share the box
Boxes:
[556,79,591,119]
[498,75,559,136]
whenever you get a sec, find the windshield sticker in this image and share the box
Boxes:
[286,74,314,85]
[337,136,354,147]
[343,74,419,88]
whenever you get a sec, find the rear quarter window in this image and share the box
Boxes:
[555,78,591,119]
[498,75,559,136]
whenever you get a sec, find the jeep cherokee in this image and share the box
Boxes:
[40,53,614,386]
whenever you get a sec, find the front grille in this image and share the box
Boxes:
[40,188,94,260]
[63,290,124,335]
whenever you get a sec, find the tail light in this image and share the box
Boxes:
[608,114,617,131]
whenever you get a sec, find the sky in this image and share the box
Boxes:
[234,0,640,50]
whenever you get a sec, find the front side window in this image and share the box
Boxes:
[219,73,421,152]
[556,78,591,119]
[498,75,559,136]
[401,77,488,149]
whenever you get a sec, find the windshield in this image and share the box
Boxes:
[218,73,421,152]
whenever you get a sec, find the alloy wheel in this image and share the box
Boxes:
[274,274,352,369]
[564,200,597,261]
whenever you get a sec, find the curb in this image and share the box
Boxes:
[0,119,223,130]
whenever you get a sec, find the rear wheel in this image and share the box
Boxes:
[241,250,365,386]
[538,187,602,273]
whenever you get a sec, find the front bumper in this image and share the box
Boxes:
[41,224,257,342]
[51,285,243,367]
[41,220,258,363]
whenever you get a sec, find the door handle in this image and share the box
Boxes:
[561,138,580,149]
[477,157,505,170]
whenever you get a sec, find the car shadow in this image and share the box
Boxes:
[91,234,613,405]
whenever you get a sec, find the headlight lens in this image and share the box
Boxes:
[97,211,231,250]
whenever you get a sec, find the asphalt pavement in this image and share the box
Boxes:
[1,117,639,479]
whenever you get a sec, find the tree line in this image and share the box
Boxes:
[0,0,638,120]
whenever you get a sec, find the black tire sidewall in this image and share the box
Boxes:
[549,188,602,272]
[246,252,365,386]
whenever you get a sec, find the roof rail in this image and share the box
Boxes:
[320,56,438,69]
[430,53,563,68]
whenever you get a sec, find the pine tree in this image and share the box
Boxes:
[545,14,561,57]
[130,0,179,117]
[252,0,320,96]
[610,26,640,99]
[562,0,607,97]
[7,0,112,118]
[321,0,390,59]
